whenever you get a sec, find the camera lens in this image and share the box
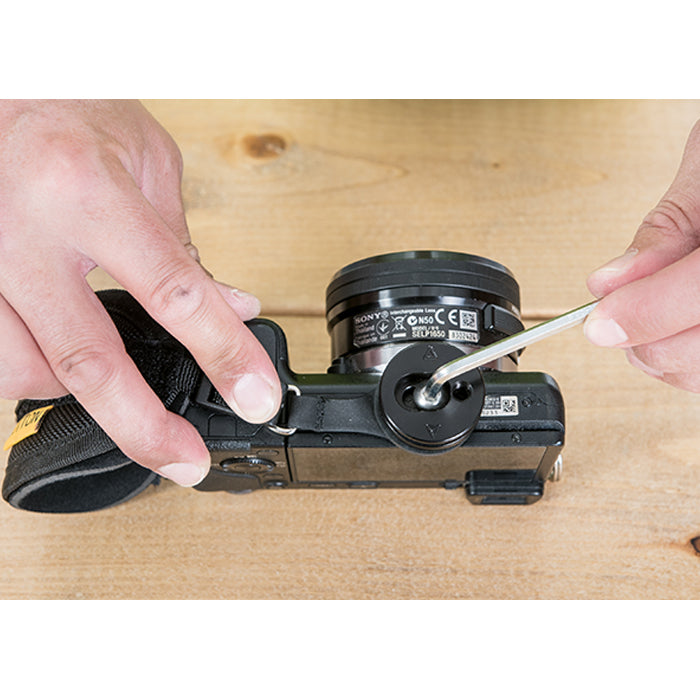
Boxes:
[325,250,524,374]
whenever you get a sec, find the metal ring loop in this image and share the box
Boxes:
[266,423,297,436]
[265,384,301,435]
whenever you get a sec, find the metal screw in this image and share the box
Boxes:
[548,455,563,482]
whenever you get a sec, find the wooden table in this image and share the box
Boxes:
[2,99,700,599]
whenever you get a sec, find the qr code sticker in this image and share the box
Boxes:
[500,397,518,414]
[481,395,519,417]
[459,310,478,331]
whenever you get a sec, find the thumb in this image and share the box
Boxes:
[587,119,700,299]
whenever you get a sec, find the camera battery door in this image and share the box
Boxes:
[377,342,485,454]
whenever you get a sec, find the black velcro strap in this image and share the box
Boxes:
[2,290,202,513]
[286,393,384,437]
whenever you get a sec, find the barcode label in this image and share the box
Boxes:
[481,395,519,417]
[448,329,479,342]
[460,310,478,330]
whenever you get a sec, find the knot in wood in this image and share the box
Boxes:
[241,133,287,159]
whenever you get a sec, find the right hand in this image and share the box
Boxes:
[0,100,282,486]
[584,119,700,393]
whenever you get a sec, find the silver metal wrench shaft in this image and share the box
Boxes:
[417,301,599,408]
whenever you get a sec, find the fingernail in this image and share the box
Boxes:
[588,249,639,293]
[215,283,262,318]
[593,248,639,275]
[157,462,208,487]
[625,349,664,378]
[185,242,202,263]
[583,316,629,347]
[229,288,262,317]
[228,374,278,423]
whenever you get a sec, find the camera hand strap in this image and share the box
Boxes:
[2,290,204,513]
[3,291,388,513]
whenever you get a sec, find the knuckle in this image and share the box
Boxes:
[205,316,268,380]
[642,197,696,239]
[32,136,102,198]
[149,129,184,179]
[125,409,174,465]
[206,331,252,379]
[147,263,209,327]
[49,342,119,397]
[115,405,198,471]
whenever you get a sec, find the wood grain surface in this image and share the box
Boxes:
[2,100,700,599]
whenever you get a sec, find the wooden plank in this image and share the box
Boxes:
[1,315,699,599]
[3,100,700,599]
[131,99,700,317]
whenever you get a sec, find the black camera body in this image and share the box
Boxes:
[189,251,565,505]
[2,250,565,513]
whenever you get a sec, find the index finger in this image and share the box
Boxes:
[584,246,700,347]
[80,181,282,424]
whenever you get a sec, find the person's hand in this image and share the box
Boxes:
[584,119,700,392]
[0,100,282,486]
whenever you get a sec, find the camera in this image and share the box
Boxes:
[2,250,565,512]
[190,250,565,505]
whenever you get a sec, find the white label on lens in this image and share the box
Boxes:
[448,330,479,343]
[352,305,481,349]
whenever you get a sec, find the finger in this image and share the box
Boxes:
[212,281,261,321]
[626,350,700,392]
[1,261,211,486]
[626,324,700,377]
[584,247,700,347]
[79,180,282,424]
[587,120,700,299]
[136,138,261,322]
[626,349,700,393]
[0,294,66,399]
[138,128,191,246]
[659,372,700,393]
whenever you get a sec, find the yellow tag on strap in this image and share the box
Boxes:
[3,405,54,451]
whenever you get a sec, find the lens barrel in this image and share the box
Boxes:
[325,250,524,373]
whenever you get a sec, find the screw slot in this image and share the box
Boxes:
[451,381,472,402]
[396,374,448,411]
